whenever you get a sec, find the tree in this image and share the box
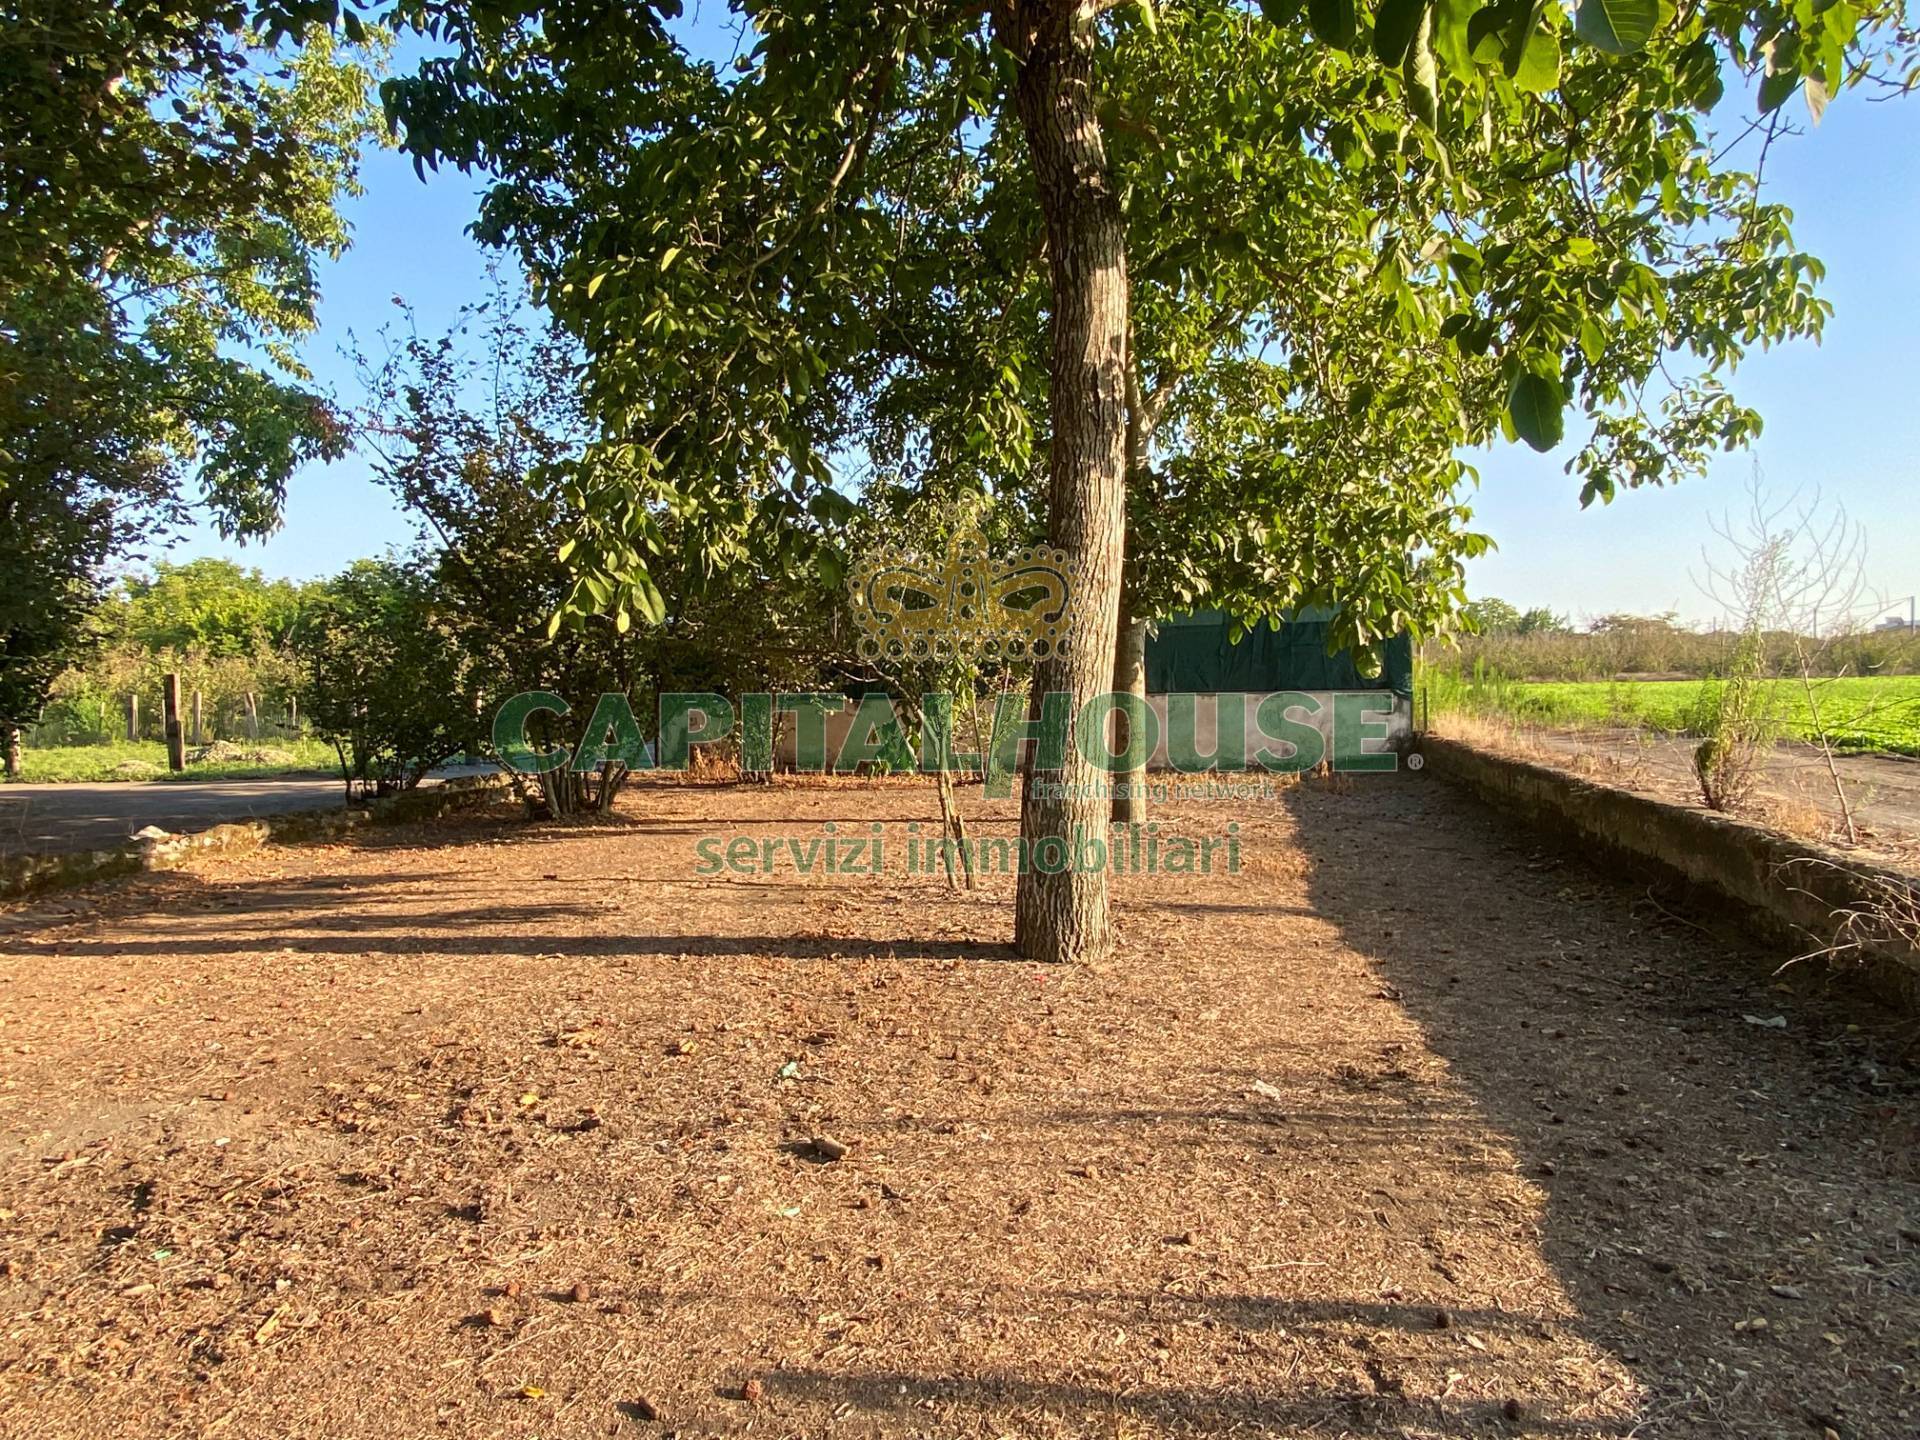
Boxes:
[384,0,1917,961]
[1,9,383,737]
[0,486,106,778]
[1696,469,1874,841]
[1514,607,1570,637]
[1464,597,1524,634]
[353,286,840,814]
[2,9,383,521]
[1462,598,1567,636]
[298,558,472,796]
[105,560,310,658]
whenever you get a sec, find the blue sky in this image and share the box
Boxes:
[168,53,1920,630]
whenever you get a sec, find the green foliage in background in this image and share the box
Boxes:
[29,560,318,749]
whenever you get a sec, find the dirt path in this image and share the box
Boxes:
[0,777,1914,1438]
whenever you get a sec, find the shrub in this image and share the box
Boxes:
[298,560,473,796]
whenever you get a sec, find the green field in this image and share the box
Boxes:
[10,739,340,784]
[1427,672,1920,757]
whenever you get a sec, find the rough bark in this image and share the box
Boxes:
[999,0,1130,963]
[3,727,20,781]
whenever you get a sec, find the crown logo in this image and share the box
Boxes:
[848,528,1075,664]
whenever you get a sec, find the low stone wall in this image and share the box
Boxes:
[1419,736,1920,1011]
[0,774,508,902]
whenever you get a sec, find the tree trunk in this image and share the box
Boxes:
[1111,613,1148,823]
[3,727,20,781]
[1001,1,1131,964]
[126,692,139,742]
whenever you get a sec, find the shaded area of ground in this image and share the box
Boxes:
[0,775,1914,1439]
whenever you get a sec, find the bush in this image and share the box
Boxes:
[298,560,474,796]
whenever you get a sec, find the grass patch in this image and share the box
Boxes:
[1424,670,1920,756]
[11,739,340,784]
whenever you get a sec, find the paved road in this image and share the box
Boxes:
[0,767,499,858]
[0,779,347,857]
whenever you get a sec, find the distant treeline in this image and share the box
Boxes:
[31,559,316,747]
[1427,601,1920,682]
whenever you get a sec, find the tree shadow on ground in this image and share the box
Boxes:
[1280,773,1920,1439]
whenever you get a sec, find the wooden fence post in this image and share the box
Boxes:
[287,696,299,736]
[126,693,139,742]
[191,690,204,746]
[163,673,186,772]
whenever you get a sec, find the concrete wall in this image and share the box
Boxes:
[1421,736,1920,1012]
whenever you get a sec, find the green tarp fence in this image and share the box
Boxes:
[1144,609,1413,698]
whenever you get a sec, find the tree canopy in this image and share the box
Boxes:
[379,0,1915,959]
[1,8,382,736]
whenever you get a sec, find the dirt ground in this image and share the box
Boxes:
[0,774,1916,1440]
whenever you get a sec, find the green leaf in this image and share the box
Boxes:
[633,575,667,625]
[1259,0,1305,24]
[1501,0,1544,78]
[585,272,607,299]
[1404,12,1440,128]
[1758,65,1800,115]
[1374,0,1427,66]
[1578,315,1606,364]
[1572,0,1658,54]
[1308,0,1359,50]
[1467,1,1511,54]
[659,245,682,271]
[1432,0,1479,76]
[1508,370,1566,452]
[1512,26,1561,93]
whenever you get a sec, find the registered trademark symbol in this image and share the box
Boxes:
[1406,752,1426,771]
